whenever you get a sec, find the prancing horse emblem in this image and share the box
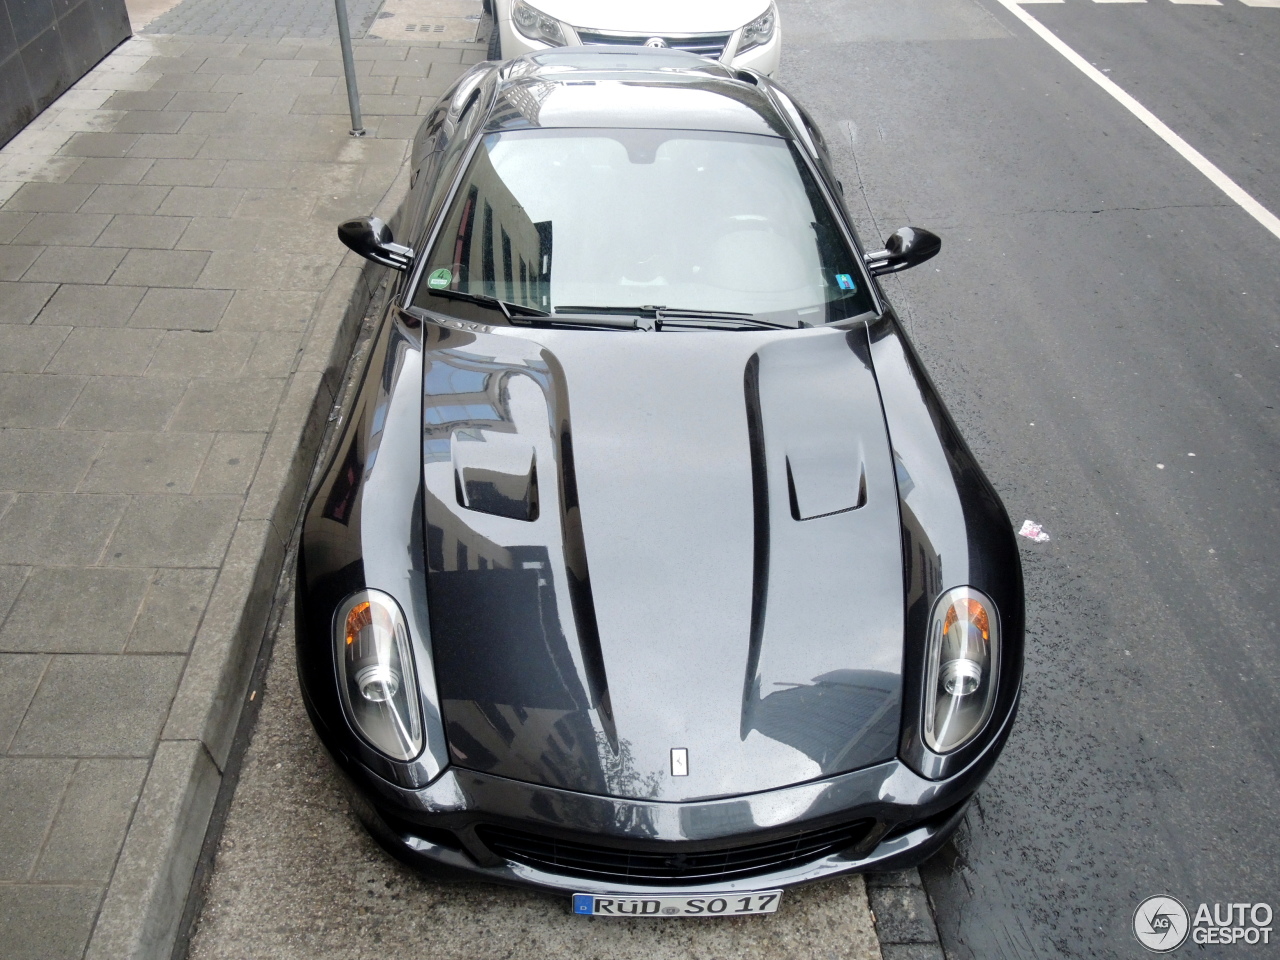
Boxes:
[644,37,669,48]
[671,747,688,776]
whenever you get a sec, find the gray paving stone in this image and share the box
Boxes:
[0,651,45,751]
[0,429,102,492]
[13,212,112,246]
[0,493,130,565]
[64,377,187,430]
[0,211,36,243]
[244,331,302,377]
[233,188,314,221]
[0,758,76,879]
[193,431,266,496]
[141,158,226,187]
[0,325,69,371]
[0,567,153,654]
[128,568,218,653]
[85,740,219,960]
[0,885,103,960]
[59,132,142,158]
[171,377,285,431]
[175,216,263,251]
[129,287,233,331]
[0,246,44,281]
[1,181,96,212]
[101,90,177,111]
[35,758,150,883]
[46,328,163,375]
[146,330,256,377]
[105,495,241,567]
[65,157,158,186]
[167,91,239,112]
[0,374,84,427]
[213,160,299,189]
[82,431,215,494]
[869,886,939,945]
[197,249,337,290]
[155,185,243,217]
[148,73,220,93]
[23,246,128,284]
[113,111,192,135]
[127,133,210,160]
[0,280,58,321]
[228,290,320,333]
[36,283,147,326]
[95,213,191,249]
[110,248,211,287]
[10,654,185,756]
[79,183,174,215]
[0,562,28,620]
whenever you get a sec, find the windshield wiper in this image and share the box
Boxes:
[428,290,645,329]
[555,305,791,330]
[429,288,549,318]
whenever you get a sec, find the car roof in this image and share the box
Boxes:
[483,46,792,138]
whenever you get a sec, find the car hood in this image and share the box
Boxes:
[537,0,768,35]
[421,322,904,802]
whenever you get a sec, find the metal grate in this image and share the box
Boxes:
[477,819,874,885]
[575,31,733,59]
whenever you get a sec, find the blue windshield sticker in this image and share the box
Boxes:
[835,274,856,291]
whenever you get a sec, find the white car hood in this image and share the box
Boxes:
[540,0,769,35]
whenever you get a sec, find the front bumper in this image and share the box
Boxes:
[316,698,1015,897]
[497,23,781,79]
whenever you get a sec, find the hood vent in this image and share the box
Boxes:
[785,445,867,521]
[452,428,539,522]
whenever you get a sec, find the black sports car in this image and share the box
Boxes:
[297,45,1023,912]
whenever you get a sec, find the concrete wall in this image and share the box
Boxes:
[0,0,132,147]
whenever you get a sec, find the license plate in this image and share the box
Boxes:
[571,891,782,917]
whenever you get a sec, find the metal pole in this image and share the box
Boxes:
[334,0,365,136]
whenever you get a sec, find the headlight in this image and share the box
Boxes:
[335,590,423,761]
[511,0,567,46]
[737,3,776,54]
[922,587,999,753]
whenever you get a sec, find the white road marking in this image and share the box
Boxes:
[1169,0,1223,5]
[994,0,1280,242]
[1092,0,1147,4]
[1237,0,1280,7]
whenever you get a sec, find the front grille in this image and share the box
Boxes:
[477,819,874,885]
[575,31,732,59]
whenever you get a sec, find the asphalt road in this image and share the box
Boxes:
[778,0,1279,956]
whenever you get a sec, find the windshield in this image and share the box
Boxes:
[413,128,875,326]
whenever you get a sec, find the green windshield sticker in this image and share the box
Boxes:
[427,267,452,289]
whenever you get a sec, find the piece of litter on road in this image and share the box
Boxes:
[1157,463,1165,469]
[1018,520,1051,543]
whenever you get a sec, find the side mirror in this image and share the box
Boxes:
[863,226,941,276]
[338,216,415,271]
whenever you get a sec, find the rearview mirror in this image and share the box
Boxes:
[338,216,415,271]
[863,226,941,276]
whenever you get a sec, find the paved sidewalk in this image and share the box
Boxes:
[0,29,483,960]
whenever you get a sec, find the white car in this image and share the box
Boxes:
[487,0,780,77]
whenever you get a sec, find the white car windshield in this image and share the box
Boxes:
[415,128,874,325]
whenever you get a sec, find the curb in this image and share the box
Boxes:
[867,870,947,960]
[85,160,410,959]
